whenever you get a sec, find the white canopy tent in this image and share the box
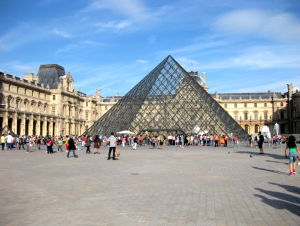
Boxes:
[117,130,135,134]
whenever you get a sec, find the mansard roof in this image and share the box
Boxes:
[36,64,65,89]
[210,92,284,100]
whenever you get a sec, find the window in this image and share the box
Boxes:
[244,112,248,120]
[25,89,27,95]
[264,103,267,107]
[254,103,257,107]
[255,125,259,133]
[69,107,71,116]
[8,85,11,91]
[53,95,56,100]
[85,112,89,120]
[39,92,40,98]
[224,104,227,108]
[281,102,284,107]
[234,112,238,120]
[32,91,34,96]
[244,103,247,107]
[52,107,55,115]
[254,112,258,120]
[264,111,268,120]
[281,111,284,119]
[234,103,237,108]
[105,106,108,110]
[45,94,46,99]
[7,99,11,108]
[44,106,46,112]
[86,102,88,107]
[17,87,19,93]
[245,125,249,133]
[0,82,2,89]
[16,101,19,109]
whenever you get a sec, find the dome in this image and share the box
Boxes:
[191,75,205,86]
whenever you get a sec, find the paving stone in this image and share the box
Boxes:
[1,144,300,225]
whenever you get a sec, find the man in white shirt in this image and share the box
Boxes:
[107,132,117,160]
[5,133,13,150]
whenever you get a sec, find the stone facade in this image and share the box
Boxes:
[0,64,122,136]
[0,65,298,136]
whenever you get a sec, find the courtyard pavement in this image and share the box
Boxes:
[0,142,300,226]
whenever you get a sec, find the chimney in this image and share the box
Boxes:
[24,73,34,81]
[202,72,206,82]
[96,89,101,97]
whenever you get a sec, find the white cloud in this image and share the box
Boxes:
[95,20,132,31]
[80,40,103,46]
[51,29,71,38]
[216,9,300,42]
[182,46,300,71]
[56,44,78,53]
[84,0,148,20]
[13,65,39,72]
[177,57,198,68]
[136,60,149,64]
[0,23,45,51]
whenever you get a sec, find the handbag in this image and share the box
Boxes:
[115,148,120,157]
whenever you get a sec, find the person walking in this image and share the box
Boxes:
[77,136,82,150]
[6,133,13,150]
[214,134,219,147]
[85,136,91,154]
[233,135,239,148]
[224,135,228,147]
[93,135,100,154]
[58,138,63,152]
[107,132,117,160]
[284,136,300,176]
[160,134,164,149]
[1,134,5,150]
[24,136,30,153]
[37,136,41,150]
[67,135,78,158]
[46,138,53,154]
[258,132,264,154]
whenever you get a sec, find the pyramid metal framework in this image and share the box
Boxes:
[83,55,248,138]
[1,126,17,137]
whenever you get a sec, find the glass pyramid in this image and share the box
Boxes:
[83,55,248,138]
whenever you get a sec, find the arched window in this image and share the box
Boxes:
[254,112,258,120]
[244,112,248,120]
[52,107,55,115]
[264,111,268,120]
[245,125,249,133]
[255,124,259,133]
[234,112,238,120]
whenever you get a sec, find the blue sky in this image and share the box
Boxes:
[1,0,300,97]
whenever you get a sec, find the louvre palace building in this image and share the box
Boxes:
[0,62,300,136]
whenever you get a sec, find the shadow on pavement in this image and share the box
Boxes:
[266,160,288,165]
[254,194,300,217]
[235,150,285,160]
[252,166,286,175]
[269,183,300,194]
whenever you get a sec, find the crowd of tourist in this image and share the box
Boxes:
[1,132,300,175]
[1,132,282,153]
